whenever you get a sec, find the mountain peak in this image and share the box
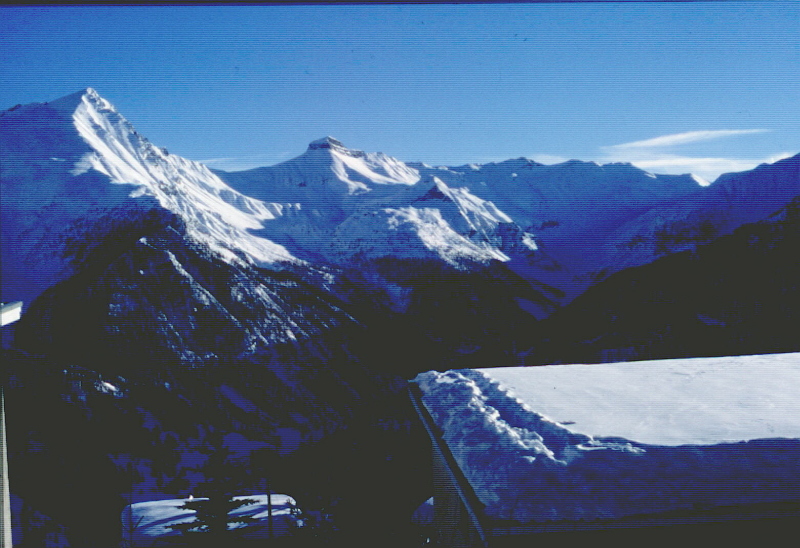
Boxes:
[47,87,115,114]
[308,136,346,151]
[306,136,371,160]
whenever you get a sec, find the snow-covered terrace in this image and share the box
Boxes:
[411,353,800,546]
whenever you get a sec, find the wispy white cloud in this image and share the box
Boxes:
[594,129,791,182]
[597,151,794,183]
[621,154,756,178]
[610,129,770,150]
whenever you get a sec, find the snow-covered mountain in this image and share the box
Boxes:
[4,88,797,316]
[1,90,392,525]
[2,87,797,364]
[406,158,707,302]
[404,154,797,304]
[217,135,797,310]
[1,88,299,308]
[0,89,559,394]
[215,136,536,268]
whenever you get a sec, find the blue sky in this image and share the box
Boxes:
[1,2,797,181]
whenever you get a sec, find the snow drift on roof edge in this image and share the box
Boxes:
[414,365,800,523]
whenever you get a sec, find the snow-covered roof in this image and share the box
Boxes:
[121,494,300,544]
[413,353,800,524]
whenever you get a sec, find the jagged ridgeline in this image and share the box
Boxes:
[1,89,798,546]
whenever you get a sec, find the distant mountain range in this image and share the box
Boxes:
[5,89,797,315]
[1,88,797,546]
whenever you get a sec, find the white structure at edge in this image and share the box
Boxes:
[414,352,800,524]
[1,301,21,548]
[0,302,22,328]
[0,389,10,548]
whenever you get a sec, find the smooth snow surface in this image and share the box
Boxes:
[414,353,800,523]
[484,353,800,446]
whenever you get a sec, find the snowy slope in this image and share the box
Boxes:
[414,159,701,239]
[327,176,538,264]
[405,159,705,297]
[414,353,800,523]
[0,88,297,305]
